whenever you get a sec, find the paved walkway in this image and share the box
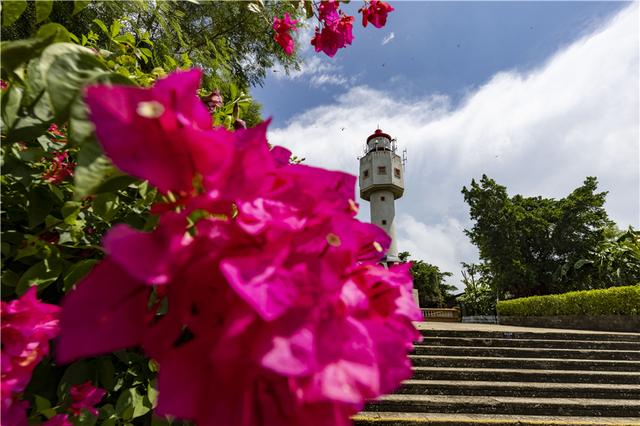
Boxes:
[415,321,640,336]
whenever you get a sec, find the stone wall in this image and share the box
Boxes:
[498,315,640,332]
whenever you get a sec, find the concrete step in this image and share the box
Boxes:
[365,395,640,417]
[421,329,640,343]
[396,380,640,399]
[353,411,640,425]
[411,367,640,384]
[409,355,640,372]
[421,336,640,350]
[413,345,640,360]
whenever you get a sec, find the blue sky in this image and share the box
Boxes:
[255,1,628,127]
[253,2,639,289]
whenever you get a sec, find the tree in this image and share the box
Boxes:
[2,0,304,90]
[462,175,612,298]
[568,226,640,287]
[399,251,454,307]
[457,263,496,316]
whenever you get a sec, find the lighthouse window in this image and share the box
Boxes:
[394,168,401,178]
[377,166,387,175]
[363,169,369,178]
[382,220,387,225]
[380,196,386,201]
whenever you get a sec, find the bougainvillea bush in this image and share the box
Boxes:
[1,1,415,425]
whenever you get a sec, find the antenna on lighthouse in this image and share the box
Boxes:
[402,148,407,167]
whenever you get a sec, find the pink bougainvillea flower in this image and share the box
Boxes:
[1,288,60,395]
[69,382,106,416]
[311,13,355,58]
[85,69,232,194]
[360,0,395,28]
[42,151,75,184]
[1,288,60,425]
[43,414,72,426]
[59,69,421,426]
[0,80,8,90]
[318,0,340,27]
[1,394,28,426]
[47,123,66,141]
[201,89,223,114]
[338,14,355,46]
[273,13,298,55]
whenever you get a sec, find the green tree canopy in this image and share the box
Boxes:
[457,262,496,316]
[399,251,454,307]
[2,0,303,90]
[462,175,612,298]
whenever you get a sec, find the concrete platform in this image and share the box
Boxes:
[415,321,640,336]
[353,411,640,425]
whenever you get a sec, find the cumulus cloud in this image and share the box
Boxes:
[267,5,639,289]
[382,32,395,45]
[272,55,354,87]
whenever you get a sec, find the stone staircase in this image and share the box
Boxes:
[354,325,640,425]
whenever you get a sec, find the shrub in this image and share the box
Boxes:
[496,284,640,317]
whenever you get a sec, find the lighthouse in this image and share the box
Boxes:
[359,129,405,263]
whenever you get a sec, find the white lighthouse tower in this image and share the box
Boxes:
[359,129,405,263]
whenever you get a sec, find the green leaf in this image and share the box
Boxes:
[36,22,72,43]
[1,269,19,288]
[5,115,50,144]
[28,186,53,228]
[92,193,118,221]
[44,48,107,120]
[97,357,116,391]
[0,85,23,133]
[74,139,117,198]
[116,388,150,420]
[574,258,593,270]
[94,174,137,194]
[63,259,98,292]
[61,200,82,224]
[16,258,63,295]
[1,0,27,27]
[39,42,96,84]
[93,18,109,36]
[35,0,54,23]
[0,32,56,72]
[110,20,121,38]
[72,0,91,16]
[34,394,51,412]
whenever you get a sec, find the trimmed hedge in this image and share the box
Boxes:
[497,284,640,317]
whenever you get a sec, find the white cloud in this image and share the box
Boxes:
[382,32,395,45]
[267,5,639,289]
[310,73,349,87]
[271,55,354,87]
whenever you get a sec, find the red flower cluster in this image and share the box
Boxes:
[69,381,106,416]
[201,89,223,114]
[273,13,298,56]
[42,151,76,184]
[360,0,395,28]
[57,70,421,425]
[1,288,60,426]
[47,123,67,143]
[311,1,355,58]
[40,382,105,426]
[272,1,394,58]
